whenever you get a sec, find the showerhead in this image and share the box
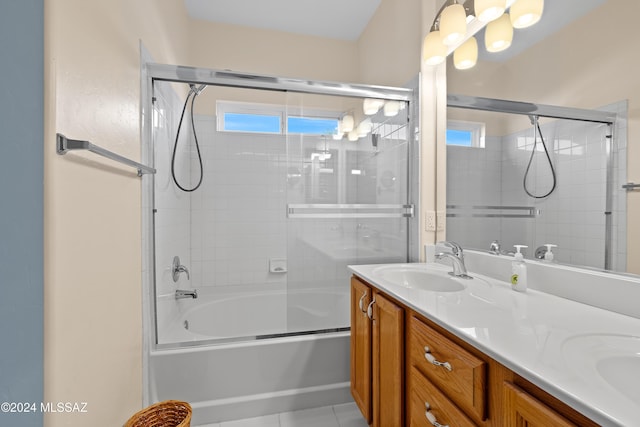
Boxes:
[189,83,207,96]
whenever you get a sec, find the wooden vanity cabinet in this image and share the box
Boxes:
[350,277,404,427]
[350,275,599,427]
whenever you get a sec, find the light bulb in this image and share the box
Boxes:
[363,98,384,115]
[357,119,372,137]
[510,0,544,29]
[485,13,513,53]
[440,3,467,46]
[341,115,354,133]
[454,36,478,70]
[383,101,401,117]
[348,130,359,141]
[474,0,506,22]
[422,31,446,66]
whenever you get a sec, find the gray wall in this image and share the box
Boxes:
[0,1,44,425]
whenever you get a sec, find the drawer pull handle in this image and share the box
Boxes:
[424,346,452,371]
[366,297,376,320]
[424,402,450,427]
[358,291,368,313]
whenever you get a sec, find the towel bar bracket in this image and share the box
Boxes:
[56,133,156,176]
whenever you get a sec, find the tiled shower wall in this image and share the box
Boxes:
[447,102,627,271]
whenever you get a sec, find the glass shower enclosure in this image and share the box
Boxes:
[146,65,418,346]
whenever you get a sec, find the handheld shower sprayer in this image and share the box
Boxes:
[523,114,557,199]
[171,82,208,192]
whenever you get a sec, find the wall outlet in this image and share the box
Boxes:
[436,211,446,231]
[425,211,436,231]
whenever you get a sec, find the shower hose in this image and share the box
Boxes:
[171,84,204,192]
[523,117,557,199]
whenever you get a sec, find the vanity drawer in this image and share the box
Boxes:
[409,366,477,427]
[409,315,487,421]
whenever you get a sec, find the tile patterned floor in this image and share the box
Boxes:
[195,402,368,427]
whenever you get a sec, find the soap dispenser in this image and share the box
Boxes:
[511,245,528,292]
[543,244,557,262]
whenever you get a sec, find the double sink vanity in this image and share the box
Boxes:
[349,249,640,426]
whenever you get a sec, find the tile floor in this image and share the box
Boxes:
[195,402,367,427]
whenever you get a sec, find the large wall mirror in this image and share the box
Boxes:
[444,0,636,274]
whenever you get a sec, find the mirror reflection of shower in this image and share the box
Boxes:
[171,83,206,192]
[445,96,626,272]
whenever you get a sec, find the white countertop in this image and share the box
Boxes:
[349,262,640,427]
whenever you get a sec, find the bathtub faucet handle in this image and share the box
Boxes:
[172,256,190,282]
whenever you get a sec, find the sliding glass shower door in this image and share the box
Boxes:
[284,92,412,334]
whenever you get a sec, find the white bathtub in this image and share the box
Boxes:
[150,288,352,424]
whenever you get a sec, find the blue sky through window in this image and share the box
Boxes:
[446,129,473,146]
[224,112,281,133]
[288,116,338,135]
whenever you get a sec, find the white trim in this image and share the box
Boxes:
[447,120,486,148]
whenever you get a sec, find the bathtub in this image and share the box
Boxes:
[149,288,352,424]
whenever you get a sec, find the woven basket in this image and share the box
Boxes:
[124,400,192,427]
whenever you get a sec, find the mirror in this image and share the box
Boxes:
[444,0,634,274]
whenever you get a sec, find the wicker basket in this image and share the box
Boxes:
[124,400,192,427]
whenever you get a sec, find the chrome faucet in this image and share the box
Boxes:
[489,240,501,255]
[175,289,198,299]
[436,241,472,279]
[172,256,190,282]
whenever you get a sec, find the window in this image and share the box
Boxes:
[287,116,338,135]
[446,120,485,147]
[217,101,339,136]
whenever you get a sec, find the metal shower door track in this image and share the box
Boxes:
[447,94,616,124]
[146,63,414,101]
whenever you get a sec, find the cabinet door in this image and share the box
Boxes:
[504,382,578,427]
[373,291,404,427]
[351,277,372,424]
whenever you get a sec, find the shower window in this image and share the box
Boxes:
[217,100,340,136]
[446,120,485,147]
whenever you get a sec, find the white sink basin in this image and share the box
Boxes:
[371,265,468,293]
[562,334,640,403]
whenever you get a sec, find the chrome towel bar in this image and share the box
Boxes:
[56,133,156,176]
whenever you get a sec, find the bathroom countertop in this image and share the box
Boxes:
[349,262,640,427]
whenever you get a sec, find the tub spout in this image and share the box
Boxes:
[175,289,198,300]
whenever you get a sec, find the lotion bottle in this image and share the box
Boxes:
[511,245,528,292]
[543,244,557,262]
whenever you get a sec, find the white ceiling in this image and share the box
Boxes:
[184,0,382,41]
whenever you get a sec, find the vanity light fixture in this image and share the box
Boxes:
[485,13,513,52]
[348,130,359,141]
[422,0,544,71]
[510,0,544,28]
[440,1,467,45]
[454,36,478,69]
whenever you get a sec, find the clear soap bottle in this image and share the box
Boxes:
[511,245,528,292]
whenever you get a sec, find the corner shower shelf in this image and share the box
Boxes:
[56,133,156,176]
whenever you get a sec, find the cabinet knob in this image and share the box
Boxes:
[424,402,450,427]
[424,346,452,371]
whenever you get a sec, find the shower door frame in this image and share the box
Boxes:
[141,62,420,348]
